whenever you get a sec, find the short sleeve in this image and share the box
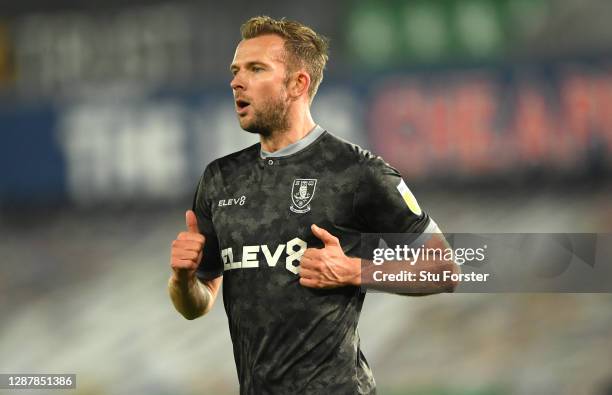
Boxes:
[192,164,223,280]
[354,156,434,235]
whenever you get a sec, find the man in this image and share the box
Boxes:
[169,16,459,395]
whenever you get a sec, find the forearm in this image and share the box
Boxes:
[167,273,212,320]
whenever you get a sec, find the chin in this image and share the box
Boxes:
[238,119,257,134]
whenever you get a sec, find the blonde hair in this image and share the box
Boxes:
[240,16,329,101]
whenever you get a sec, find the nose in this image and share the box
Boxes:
[230,73,244,91]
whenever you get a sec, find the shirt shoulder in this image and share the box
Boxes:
[327,131,430,234]
[318,132,378,165]
[208,142,260,174]
[198,142,261,191]
[315,132,392,187]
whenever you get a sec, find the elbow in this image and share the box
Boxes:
[170,297,208,320]
[181,308,206,320]
[180,300,212,320]
[183,314,200,321]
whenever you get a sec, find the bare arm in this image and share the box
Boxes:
[168,210,223,320]
[168,273,222,320]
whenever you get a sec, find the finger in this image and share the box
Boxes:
[302,248,321,259]
[299,277,320,288]
[171,257,199,270]
[177,231,205,243]
[186,210,199,233]
[172,239,204,252]
[171,249,200,261]
[299,258,312,271]
[299,268,317,279]
[300,256,322,271]
[311,224,340,247]
[300,251,315,263]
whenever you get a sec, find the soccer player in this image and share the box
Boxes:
[168,16,459,395]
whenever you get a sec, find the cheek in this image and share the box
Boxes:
[262,82,284,98]
[258,76,287,96]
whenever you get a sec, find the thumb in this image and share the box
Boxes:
[311,224,340,247]
[186,210,199,233]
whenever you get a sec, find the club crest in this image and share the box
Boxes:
[290,179,317,213]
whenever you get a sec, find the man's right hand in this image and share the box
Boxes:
[170,210,206,281]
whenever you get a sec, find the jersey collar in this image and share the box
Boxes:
[260,125,326,159]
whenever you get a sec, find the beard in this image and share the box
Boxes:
[239,88,290,138]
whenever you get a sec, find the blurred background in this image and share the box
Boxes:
[1,0,611,394]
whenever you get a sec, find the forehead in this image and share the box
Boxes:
[232,34,287,66]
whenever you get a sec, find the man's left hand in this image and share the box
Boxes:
[299,224,361,288]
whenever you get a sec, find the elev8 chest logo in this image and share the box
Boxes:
[220,237,306,274]
[219,195,246,207]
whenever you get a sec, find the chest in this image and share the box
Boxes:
[213,164,357,228]
[209,164,360,271]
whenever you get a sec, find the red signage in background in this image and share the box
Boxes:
[369,65,612,179]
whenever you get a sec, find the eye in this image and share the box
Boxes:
[252,66,264,72]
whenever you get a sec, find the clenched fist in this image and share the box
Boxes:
[170,210,206,280]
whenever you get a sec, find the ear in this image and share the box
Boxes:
[288,70,311,99]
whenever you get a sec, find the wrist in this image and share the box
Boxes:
[348,257,362,287]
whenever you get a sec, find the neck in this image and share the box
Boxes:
[260,107,316,153]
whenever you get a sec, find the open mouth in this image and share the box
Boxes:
[236,99,250,112]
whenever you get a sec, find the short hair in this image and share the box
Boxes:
[240,16,329,101]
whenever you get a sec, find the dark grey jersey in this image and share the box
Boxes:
[192,129,432,395]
